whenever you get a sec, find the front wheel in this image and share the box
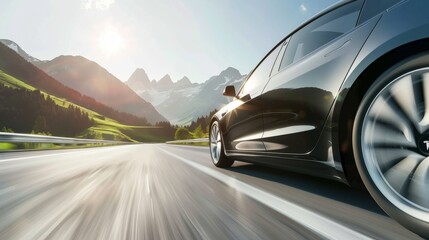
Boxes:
[353,55,429,238]
[210,121,234,168]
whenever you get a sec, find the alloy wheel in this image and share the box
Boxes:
[360,68,429,223]
[210,123,222,164]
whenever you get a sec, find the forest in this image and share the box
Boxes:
[0,77,219,141]
[174,109,217,140]
[0,84,93,136]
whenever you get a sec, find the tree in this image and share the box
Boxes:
[175,127,192,140]
[193,124,205,138]
[1,126,13,133]
[32,115,47,133]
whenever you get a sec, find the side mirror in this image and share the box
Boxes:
[223,85,236,97]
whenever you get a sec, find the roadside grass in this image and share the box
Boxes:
[122,126,175,143]
[0,70,171,142]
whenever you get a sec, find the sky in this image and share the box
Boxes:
[0,0,338,83]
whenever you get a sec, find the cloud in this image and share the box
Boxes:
[83,0,115,10]
[299,3,307,12]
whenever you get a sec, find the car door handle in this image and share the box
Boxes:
[221,111,227,117]
[325,39,351,57]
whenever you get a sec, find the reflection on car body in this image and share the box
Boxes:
[210,0,429,237]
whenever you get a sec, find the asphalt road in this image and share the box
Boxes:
[0,144,423,239]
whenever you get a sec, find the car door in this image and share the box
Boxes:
[221,43,282,153]
[260,0,375,155]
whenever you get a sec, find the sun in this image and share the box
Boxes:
[97,25,124,56]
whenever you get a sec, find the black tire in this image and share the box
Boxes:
[209,121,234,168]
[353,53,429,238]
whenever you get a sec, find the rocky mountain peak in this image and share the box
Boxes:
[0,39,41,62]
[219,67,241,80]
[177,76,191,85]
[159,74,173,85]
[127,68,151,91]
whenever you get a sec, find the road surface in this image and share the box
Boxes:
[0,144,422,239]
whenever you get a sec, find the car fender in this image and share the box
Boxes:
[328,0,429,177]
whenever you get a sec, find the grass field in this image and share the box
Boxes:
[0,70,173,142]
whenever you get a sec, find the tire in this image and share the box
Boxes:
[353,53,429,237]
[209,121,234,168]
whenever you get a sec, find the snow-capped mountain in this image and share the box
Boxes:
[0,39,41,63]
[127,69,196,92]
[126,67,245,125]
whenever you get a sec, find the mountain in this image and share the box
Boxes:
[35,56,166,124]
[128,69,195,93]
[126,67,245,125]
[176,76,191,88]
[0,41,151,126]
[0,39,41,63]
[156,74,174,90]
[127,68,151,90]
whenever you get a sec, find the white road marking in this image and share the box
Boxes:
[0,145,138,163]
[159,147,372,240]
[0,152,85,162]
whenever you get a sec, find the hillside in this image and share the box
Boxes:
[36,56,166,124]
[0,42,150,126]
[0,70,174,142]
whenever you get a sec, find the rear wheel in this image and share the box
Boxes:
[210,121,234,168]
[353,54,429,237]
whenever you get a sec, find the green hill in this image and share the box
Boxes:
[0,70,174,142]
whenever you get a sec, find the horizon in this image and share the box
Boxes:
[0,0,337,83]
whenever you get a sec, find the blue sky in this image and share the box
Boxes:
[0,0,337,82]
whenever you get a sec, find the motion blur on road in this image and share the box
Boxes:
[0,145,423,239]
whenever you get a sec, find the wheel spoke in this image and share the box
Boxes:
[420,73,429,129]
[211,125,217,142]
[363,118,416,148]
[370,148,419,173]
[408,157,429,209]
[210,125,217,161]
[384,155,423,196]
[367,96,415,142]
[210,123,222,164]
[390,75,422,133]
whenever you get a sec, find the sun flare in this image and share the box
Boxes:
[98,25,124,56]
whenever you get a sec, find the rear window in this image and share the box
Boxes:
[279,1,361,70]
[358,0,402,24]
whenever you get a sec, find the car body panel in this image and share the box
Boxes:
[330,0,429,172]
[260,15,378,156]
[219,96,266,152]
[210,0,429,235]
[212,0,429,182]
[220,43,283,152]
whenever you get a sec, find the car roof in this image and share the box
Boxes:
[288,0,356,39]
[239,0,358,92]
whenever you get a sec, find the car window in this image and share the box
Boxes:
[358,0,401,24]
[238,43,282,98]
[279,1,362,70]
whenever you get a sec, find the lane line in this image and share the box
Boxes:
[159,147,372,240]
[0,145,139,163]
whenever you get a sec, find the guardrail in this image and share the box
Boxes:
[166,138,209,145]
[0,132,126,151]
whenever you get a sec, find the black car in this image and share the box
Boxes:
[209,0,429,237]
